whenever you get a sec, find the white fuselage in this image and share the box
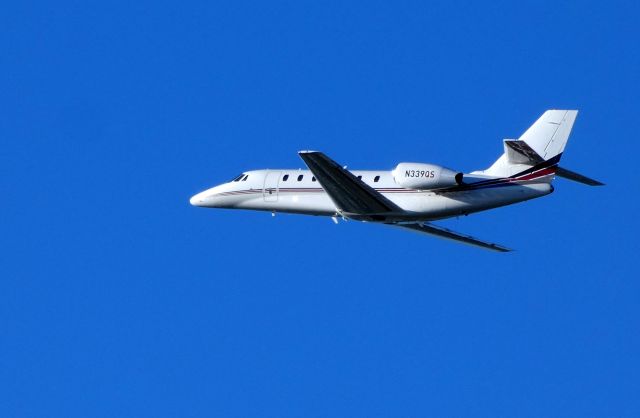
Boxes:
[190,169,553,221]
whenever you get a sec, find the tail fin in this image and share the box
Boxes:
[477,110,577,178]
[476,110,603,185]
[518,110,577,160]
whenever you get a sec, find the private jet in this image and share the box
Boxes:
[190,110,602,252]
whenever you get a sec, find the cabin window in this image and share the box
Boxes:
[357,175,362,180]
[283,174,289,181]
[297,175,303,181]
[374,175,380,182]
[312,176,316,182]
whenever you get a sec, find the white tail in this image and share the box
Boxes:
[519,110,577,159]
[477,110,578,178]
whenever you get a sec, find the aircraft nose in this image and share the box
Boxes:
[190,192,205,207]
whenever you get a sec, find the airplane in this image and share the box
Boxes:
[190,110,602,252]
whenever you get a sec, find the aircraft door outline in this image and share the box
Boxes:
[263,171,281,202]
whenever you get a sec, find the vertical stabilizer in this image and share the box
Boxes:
[519,110,577,160]
[476,110,578,178]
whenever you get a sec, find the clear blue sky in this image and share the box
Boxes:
[1,1,639,417]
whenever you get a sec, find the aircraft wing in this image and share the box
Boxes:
[298,151,401,216]
[392,222,512,252]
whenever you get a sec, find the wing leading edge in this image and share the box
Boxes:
[298,151,401,217]
[392,222,512,252]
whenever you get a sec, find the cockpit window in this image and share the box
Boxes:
[241,175,249,181]
[231,174,244,182]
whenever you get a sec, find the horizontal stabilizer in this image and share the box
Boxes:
[391,222,511,252]
[556,167,604,186]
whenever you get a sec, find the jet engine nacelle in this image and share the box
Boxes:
[393,163,463,189]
